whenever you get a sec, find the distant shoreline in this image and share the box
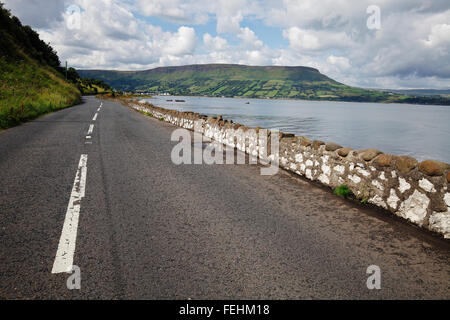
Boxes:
[143,93,450,107]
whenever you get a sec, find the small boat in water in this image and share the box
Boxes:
[245,102,250,104]
[175,100,186,103]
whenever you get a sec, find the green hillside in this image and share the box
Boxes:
[78,64,450,105]
[0,2,81,129]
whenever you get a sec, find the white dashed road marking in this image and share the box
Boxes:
[53,102,102,271]
[52,154,88,274]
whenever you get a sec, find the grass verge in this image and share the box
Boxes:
[0,56,81,129]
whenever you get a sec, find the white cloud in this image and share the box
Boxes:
[327,55,351,71]
[138,0,186,21]
[164,27,197,56]
[283,27,320,50]
[424,24,450,47]
[3,0,67,28]
[238,27,263,48]
[136,0,210,24]
[216,0,244,33]
[203,33,228,51]
[242,49,271,65]
[283,27,353,51]
[36,0,198,70]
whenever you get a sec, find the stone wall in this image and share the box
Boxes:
[128,99,450,239]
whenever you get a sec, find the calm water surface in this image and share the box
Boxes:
[144,96,450,162]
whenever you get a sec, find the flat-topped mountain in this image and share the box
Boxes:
[79,64,450,104]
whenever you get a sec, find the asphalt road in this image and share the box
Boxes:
[0,96,449,299]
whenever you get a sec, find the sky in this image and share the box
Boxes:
[3,0,450,89]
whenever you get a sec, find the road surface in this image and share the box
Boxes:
[0,96,449,299]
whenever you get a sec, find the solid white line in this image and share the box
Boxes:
[92,113,98,121]
[86,136,91,139]
[52,154,88,274]
[97,108,101,112]
[87,124,94,135]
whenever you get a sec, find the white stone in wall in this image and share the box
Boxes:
[321,155,330,163]
[445,193,450,208]
[398,177,411,193]
[379,172,386,181]
[429,212,450,239]
[281,157,288,166]
[357,163,364,168]
[306,169,313,180]
[369,195,388,209]
[372,180,384,191]
[306,160,313,167]
[391,171,397,178]
[356,167,370,177]
[295,154,303,163]
[334,165,345,175]
[318,174,330,185]
[321,164,331,176]
[314,160,320,167]
[349,163,355,171]
[419,178,436,193]
[300,164,306,172]
[290,163,297,171]
[349,175,361,184]
[398,190,430,225]
[370,166,376,172]
[387,189,400,210]
[338,177,345,184]
[259,146,266,156]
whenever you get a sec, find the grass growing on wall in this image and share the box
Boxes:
[334,184,352,198]
[137,109,153,117]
